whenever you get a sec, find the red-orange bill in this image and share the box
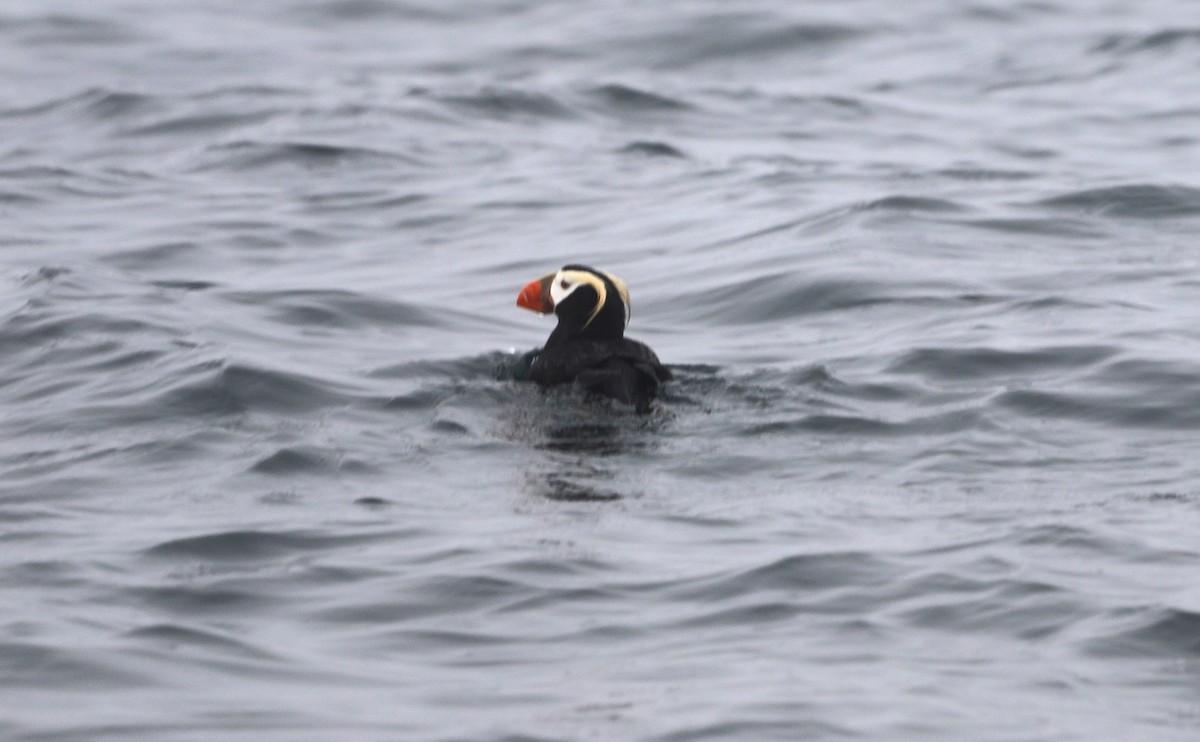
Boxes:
[516,275,554,314]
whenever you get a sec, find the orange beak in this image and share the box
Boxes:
[516,273,555,315]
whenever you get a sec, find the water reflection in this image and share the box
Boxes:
[503,386,664,502]
[529,416,637,502]
[526,469,624,502]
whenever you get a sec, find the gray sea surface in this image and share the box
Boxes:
[3,1,1200,739]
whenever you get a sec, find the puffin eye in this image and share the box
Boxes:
[560,279,571,290]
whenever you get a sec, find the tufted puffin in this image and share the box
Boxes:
[516,264,671,413]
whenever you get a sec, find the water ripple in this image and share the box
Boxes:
[144,529,397,562]
[221,288,440,330]
[1088,606,1200,658]
[887,345,1118,380]
[1034,184,1200,218]
[1093,28,1200,55]
[625,14,865,69]
[587,83,694,113]
[197,141,421,172]
[158,362,357,416]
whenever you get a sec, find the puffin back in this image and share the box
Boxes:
[529,336,671,411]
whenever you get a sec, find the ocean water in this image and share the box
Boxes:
[3,0,1200,739]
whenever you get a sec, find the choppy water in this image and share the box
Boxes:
[4,1,1200,739]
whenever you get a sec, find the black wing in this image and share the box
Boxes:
[529,337,671,411]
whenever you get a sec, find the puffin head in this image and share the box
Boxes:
[516,264,631,341]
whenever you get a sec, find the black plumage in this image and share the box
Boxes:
[517,265,671,412]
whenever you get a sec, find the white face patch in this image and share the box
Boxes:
[549,269,584,308]
[549,268,608,329]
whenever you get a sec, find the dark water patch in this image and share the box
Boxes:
[1011,523,1199,565]
[497,43,592,68]
[632,15,864,68]
[654,718,854,742]
[435,88,576,121]
[498,554,610,579]
[0,166,78,182]
[662,451,773,480]
[151,279,218,292]
[793,365,914,403]
[129,585,268,615]
[587,83,694,113]
[297,190,428,213]
[897,578,1082,640]
[1093,28,1200,54]
[0,311,178,367]
[672,551,897,602]
[997,388,1200,430]
[780,93,873,119]
[411,574,532,616]
[0,471,103,507]
[690,214,822,252]
[431,417,468,434]
[82,90,160,120]
[683,274,868,323]
[0,189,40,205]
[961,216,1105,237]
[102,241,207,270]
[250,447,335,475]
[536,474,623,502]
[1008,295,1102,312]
[190,85,304,101]
[659,367,786,412]
[744,415,893,437]
[124,623,277,660]
[75,347,166,375]
[1086,607,1200,658]
[0,91,90,119]
[0,641,148,689]
[1143,491,1196,504]
[887,345,1117,381]
[15,265,68,284]
[521,459,635,502]
[674,601,803,629]
[221,288,440,330]
[536,418,655,456]
[617,141,688,158]
[1092,358,1200,390]
[1034,184,1200,219]
[477,196,604,212]
[314,598,454,625]
[501,384,668,455]
[680,273,975,325]
[289,0,460,23]
[861,195,967,213]
[156,362,354,416]
[354,496,391,508]
[1,559,83,589]
[8,13,144,46]
[379,387,449,411]
[197,141,419,172]
[961,3,1056,22]
[938,167,1037,181]
[144,529,393,562]
[746,409,981,438]
[121,110,280,137]
[0,164,136,202]
[208,364,355,412]
[325,578,612,626]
